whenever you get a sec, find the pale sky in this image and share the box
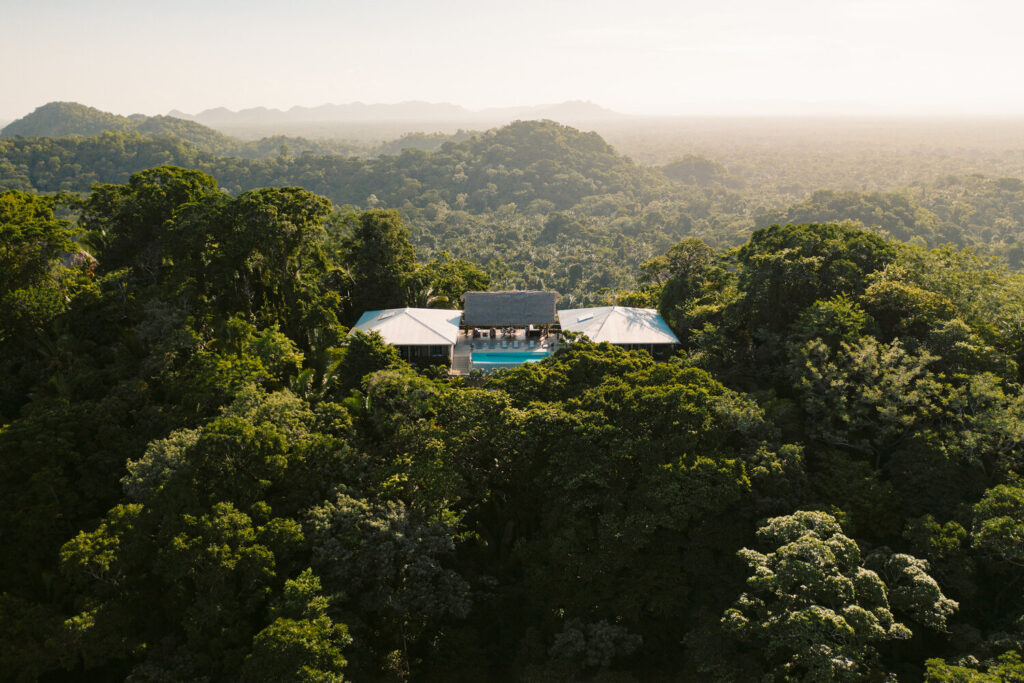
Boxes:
[3,0,1024,120]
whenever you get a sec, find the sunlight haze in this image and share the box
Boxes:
[3,0,1024,119]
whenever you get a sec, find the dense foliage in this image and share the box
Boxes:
[3,112,1024,680]
[6,108,1024,313]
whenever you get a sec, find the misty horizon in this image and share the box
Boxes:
[158,98,1024,121]
[10,97,1024,131]
[7,0,1024,122]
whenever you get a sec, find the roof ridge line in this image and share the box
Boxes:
[590,305,616,339]
[404,308,451,344]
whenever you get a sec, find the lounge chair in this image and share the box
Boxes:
[513,340,520,348]
[501,340,508,349]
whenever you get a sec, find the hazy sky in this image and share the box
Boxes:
[4,0,1024,120]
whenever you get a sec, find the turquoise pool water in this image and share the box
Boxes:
[472,351,551,364]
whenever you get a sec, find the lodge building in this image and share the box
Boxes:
[351,307,462,365]
[352,291,680,374]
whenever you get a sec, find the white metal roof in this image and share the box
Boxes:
[352,307,462,346]
[557,306,680,345]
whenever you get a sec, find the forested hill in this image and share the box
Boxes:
[753,181,1024,263]
[1,101,374,159]
[6,110,1024,303]
[0,119,663,210]
[1,102,238,151]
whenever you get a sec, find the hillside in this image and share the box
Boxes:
[0,119,662,209]
[0,102,375,159]
[5,112,1024,313]
[0,119,685,307]
[1,102,237,152]
[2,102,129,138]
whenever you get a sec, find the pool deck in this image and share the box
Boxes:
[451,329,560,376]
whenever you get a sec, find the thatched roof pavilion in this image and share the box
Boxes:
[463,291,558,327]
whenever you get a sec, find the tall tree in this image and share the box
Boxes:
[340,209,417,318]
[721,511,956,681]
[82,165,220,282]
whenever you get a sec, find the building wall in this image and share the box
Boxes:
[397,344,453,366]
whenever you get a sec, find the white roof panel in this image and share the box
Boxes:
[352,307,462,346]
[557,306,680,345]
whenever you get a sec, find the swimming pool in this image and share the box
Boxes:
[471,351,552,364]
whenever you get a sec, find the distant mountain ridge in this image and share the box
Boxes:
[174,100,625,126]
